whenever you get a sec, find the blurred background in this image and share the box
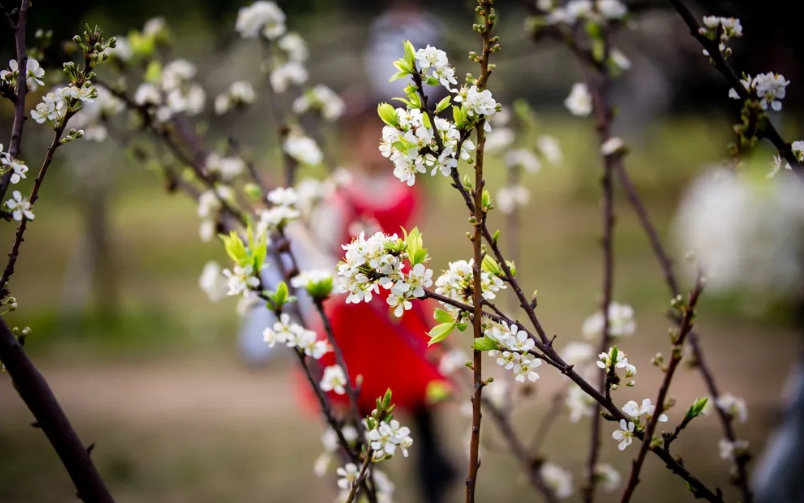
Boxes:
[1,0,804,502]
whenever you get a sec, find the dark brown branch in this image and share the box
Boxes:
[466,5,495,502]
[1,117,71,296]
[620,279,704,502]
[313,299,365,441]
[0,0,30,202]
[614,118,753,503]
[0,316,114,502]
[484,398,560,503]
[667,0,804,183]
[582,27,616,503]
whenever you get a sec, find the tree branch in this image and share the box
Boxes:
[0,316,114,502]
[620,278,704,502]
[667,0,804,183]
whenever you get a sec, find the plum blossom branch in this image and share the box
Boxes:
[667,0,804,182]
[0,0,29,203]
[620,278,705,502]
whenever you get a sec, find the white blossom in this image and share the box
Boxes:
[30,90,67,125]
[505,148,541,173]
[596,0,627,20]
[716,393,748,423]
[199,261,227,302]
[752,72,789,111]
[434,258,505,309]
[161,59,196,91]
[562,341,595,367]
[134,83,161,107]
[278,32,308,62]
[206,153,245,181]
[270,61,308,93]
[565,82,593,116]
[292,85,345,121]
[610,49,632,71]
[513,355,542,382]
[368,419,413,460]
[222,263,260,297]
[415,45,448,70]
[143,17,167,37]
[215,81,256,114]
[454,85,498,127]
[484,127,515,154]
[595,463,621,492]
[718,438,749,461]
[496,185,530,215]
[582,302,636,340]
[438,348,469,376]
[5,190,34,221]
[601,137,625,156]
[612,419,635,450]
[236,1,286,39]
[1,156,28,185]
[541,463,573,498]
[537,135,563,165]
[284,133,322,165]
[320,365,347,395]
[267,186,299,207]
[336,463,359,490]
[257,205,301,233]
[2,58,45,91]
[567,385,595,422]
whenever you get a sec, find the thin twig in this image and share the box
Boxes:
[582,27,616,503]
[0,0,30,203]
[667,0,804,183]
[1,116,72,296]
[313,299,365,441]
[620,278,704,502]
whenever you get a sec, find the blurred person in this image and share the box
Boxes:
[300,89,457,503]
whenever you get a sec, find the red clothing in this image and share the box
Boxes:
[304,177,448,414]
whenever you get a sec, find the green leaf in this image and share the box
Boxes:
[413,249,428,265]
[392,58,412,75]
[472,335,500,352]
[388,71,408,83]
[506,260,517,276]
[392,96,414,108]
[591,38,606,63]
[685,396,709,419]
[382,388,393,409]
[404,226,425,264]
[481,189,491,209]
[427,322,456,345]
[143,60,162,84]
[422,75,439,86]
[275,281,289,306]
[421,112,432,130]
[403,40,416,67]
[481,255,501,276]
[435,95,451,113]
[377,102,398,127]
[433,308,454,324]
[456,322,468,331]
[221,231,248,266]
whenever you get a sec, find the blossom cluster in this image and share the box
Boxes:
[485,321,543,382]
[699,16,743,58]
[582,302,636,340]
[258,186,302,235]
[379,105,474,186]
[367,418,414,461]
[433,259,505,311]
[728,72,790,111]
[263,312,330,359]
[596,346,637,386]
[0,58,45,91]
[69,87,125,142]
[622,398,669,428]
[30,83,97,128]
[0,144,28,186]
[538,0,628,26]
[292,84,345,121]
[133,58,205,122]
[336,230,433,317]
[214,81,256,115]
